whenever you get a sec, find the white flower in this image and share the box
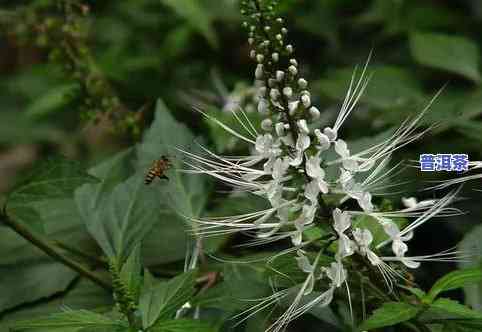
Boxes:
[272,157,290,180]
[306,155,329,194]
[314,129,331,151]
[353,228,380,266]
[338,169,374,212]
[291,204,317,245]
[323,127,337,141]
[324,261,347,288]
[333,209,355,258]
[289,133,311,167]
[304,180,320,204]
[382,221,419,268]
[296,250,314,273]
[297,119,310,134]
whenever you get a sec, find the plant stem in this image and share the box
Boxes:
[251,0,331,218]
[53,240,108,268]
[1,208,112,291]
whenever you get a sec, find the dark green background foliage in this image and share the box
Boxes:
[1,0,482,331]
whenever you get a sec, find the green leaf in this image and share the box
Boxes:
[458,224,482,310]
[6,157,98,232]
[137,99,209,219]
[359,302,420,331]
[0,278,113,332]
[139,271,196,328]
[410,32,481,82]
[425,268,482,304]
[8,158,98,202]
[137,100,210,265]
[442,320,482,331]
[1,158,100,312]
[149,319,217,332]
[160,0,218,48]
[0,198,101,313]
[76,173,163,263]
[11,309,126,331]
[119,245,142,301]
[420,298,482,322]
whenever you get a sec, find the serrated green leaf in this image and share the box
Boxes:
[8,158,98,203]
[11,309,126,331]
[160,0,218,48]
[459,224,482,310]
[76,173,162,263]
[0,199,99,313]
[149,319,217,332]
[139,271,196,328]
[425,268,482,304]
[1,158,100,312]
[410,32,481,82]
[137,99,209,218]
[137,100,210,265]
[119,245,142,301]
[6,158,98,232]
[442,320,482,332]
[359,302,420,331]
[0,278,113,332]
[420,298,482,322]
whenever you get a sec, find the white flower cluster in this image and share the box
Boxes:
[180,1,465,330]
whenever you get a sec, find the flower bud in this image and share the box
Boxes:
[298,78,308,89]
[298,119,309,134]
[309,106,320,119]
[255,64,263,79]
[272,52,279,62]
[258,99,269,115]
[261,118,273,131]
[256,54,265,63]
[290,59,298,66]
[288,65,298,76]
[286,45,294,53]
[276,70,285,82]
[283,87,293,98]
[275,122,285,136]
[270,88,280,101]
[301,94,311,108]
[288,101,299,115]
[259,86,267,96]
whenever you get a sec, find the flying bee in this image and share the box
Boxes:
[145,155,171,185]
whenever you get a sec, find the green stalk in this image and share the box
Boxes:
[1,208,112,291]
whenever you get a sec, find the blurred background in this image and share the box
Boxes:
[1,0,482,329]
